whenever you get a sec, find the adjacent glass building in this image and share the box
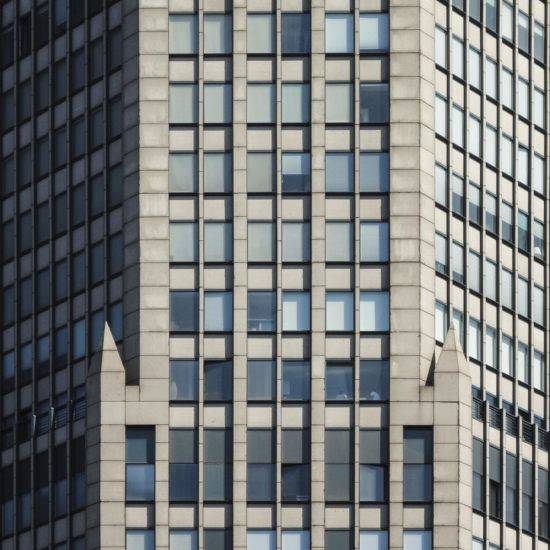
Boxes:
[0,0,548,548]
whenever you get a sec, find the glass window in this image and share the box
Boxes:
[204,429,232,501]
[469,115,480,157]
[169,15,197,54]
[361,222,388,262]
[360,13,389,52]
[282,531,310,550]
[326,363,353,401]
[326,83,353,123]
[485,125,497,166]
[517,342,529,384]
[326,293,354,332]
[502,334,514,376]
[502,68,513,110]
[502,2,513,41]
[452,105,464,147]
[170,360,198,401]
[282,13,310,54]
[204,153,232,193]
[452,36,463,78]
[435,164,447,206]
[469,182,481,224]
[522,460,534,531]
[361,152,389,192]
[534,285,544,326]
[486,326,497,370]
[435,301,447,344]
[205,222,233,262]
[518,147,529,186]
[486,0,497,32]
[247,429,275,501]
[325,430,352,501]
[283,152,310,193]
[501,267,513,310]
[283,361,310,401]
[248,14,275,54]
[469,48,481,88]
[518,78,529,119]
[248,84,275,124]
[360,292,389,332]
[534,351,545,392]
[170,291,199,332]
[534,88,545,128]
[247,531,276,550]
[435,233,447,275]
[126,428,155,502]
[282,222,310,262]
[360,360,388,401]
[452,242,464,284]
[248,291,276,332]
[360,83,389,124]
[205,361,232,402]
[282,292,310,332]
[169,429,198,502]
[170,153,198,193]
[502,135,514,177]
[403,428,433,502]
[204,84,232,124]
[326,222,353,262]
[518,211,529,253]
[204,530,232,550]
[170,84,198,124]
[204,14,232,55]
[501,203,514,243]
[468,318,481,361]
[170,530,198,550]
[535,22,545,63]
[360,429,388,502]
[126,530,154,550]
[326,152,353,193]
[247,152,275,193]
[204,292,233,332]
[282,84,310,124]
[486,193,497,233]
[282,430,310,502]
[248,222,275,262]
[518,12,529,53]
[435,27,447,68]
[435,95,447,137]
[534,154,545,195]
[248,361,276,401]
[534,219,545,260]
[485,58,497,99]
[326,531,353,550]
[452,174,464,215]
[403,531,432,550]
[469,250,480,293]
[326,14,353,53]
[360,531,388,550]
[170,222,198,262]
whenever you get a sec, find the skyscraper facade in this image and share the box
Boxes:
[0,0,548,548]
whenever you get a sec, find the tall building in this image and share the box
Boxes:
[0,0,548,548]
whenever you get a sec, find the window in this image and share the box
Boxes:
[248,360,276,401]
[522,460,534,531]
[435,95,447,137]
[204,14,232,55]
[204,530,232,550]
[282,429,310,502]
[325,430,352,501]
[326,14,353,53]
[468,318,481,361]
[469,48,480,88]
[517,342,529,384]
[518,147,529,186]
[518,12,529,53]
[360,532,388,550]
[204,153,232,193]
[452,242,464,284]
[452,36,463,78]
[485,58,497,99]
[248,291,276,332]
[534,88,545,128]
[452,105,464,147]
[126,530,154,550]
[169,153,198,193]
[469,116,480,157]
[282,531,310,550]
[170,222,198,262]
[247,152,275,192]
[486,0,497,32]
[403,531,432,550]
[435,233,447,275]
[170,291,198,332]
[326,362,353,400]
[535,22,545,63]
[518,78,529,119]
[247,430,275,501]
[204,429,232,501]
[485,193,497,233]
[534,219,545,260]
[502,334,514,376]
[247,84,275,124]
[501,135,514,177]
[204,84,232,124]
[282,13,310,54]
[248,222,275,262]
[170,360,198,401]
[534,155,545,195]
[326,531,352,550]
[360,83,389,124]
[282,222,310,262]
[361,152,389,192]
[501,68,513,109]
[326,152,353,192]
[247,531,276,550]
[361,222,389,262]
[72,319,86,360]
[472,438,484,512]
[282,292,311,331]
[325,293,354,332]
[469,182,481,224]
[452,174,464,215]
[435,27,447,68]
[469,250,481,293]
[282,83,310,124]
[435,301,447,344]
[534,286,545,326]
[506,452,517,525]
[501,268,513,310]
[170,84,198,124]
[204,222,233,262]
[170,531,198,550]
[435,164,447,206]
[126,427,155,502]
[360,292,389,332]
[247,14,275,54]
[204,361,232,402]
[326,83,353,123]
[283,361,310,401]
[169,15,197,54]
[360,429,387,502]
[360,13,389,52]
[326,222,353,262]
[501,203,514,243]
[518,211,529,253]
[283,152,311,193]
[403,428,432,502]
[502,2,513,41]
[169,429,198,502]
[205,292,233,332]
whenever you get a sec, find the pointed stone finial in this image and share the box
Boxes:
[88,322,125,377]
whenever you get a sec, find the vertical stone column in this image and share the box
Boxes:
[233,2,248,548]
[86,324,126,550]
[389,0,436,547]
[310,0,326,547]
